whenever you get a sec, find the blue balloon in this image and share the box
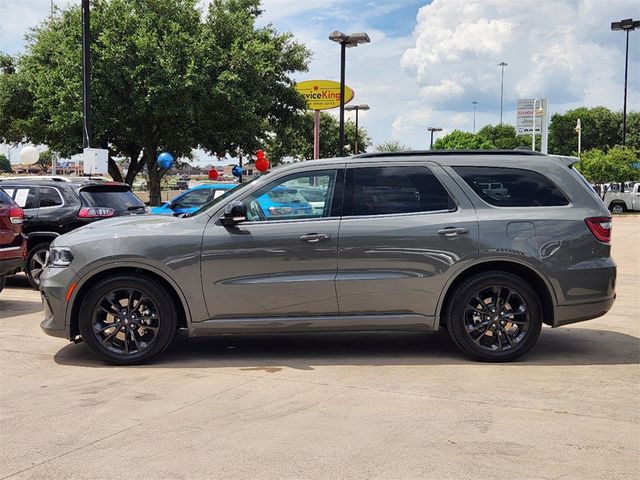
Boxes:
[157,152,174,169]
[232,165,245,177]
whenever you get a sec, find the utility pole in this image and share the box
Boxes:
[472,101,478,133]
[82,0,92,149]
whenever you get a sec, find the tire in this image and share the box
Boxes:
[26,242,51,289]
[610,202,626,214]
[78,275,178,365]
[446,271,543,362]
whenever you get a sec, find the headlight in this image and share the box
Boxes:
[49,247,74,268]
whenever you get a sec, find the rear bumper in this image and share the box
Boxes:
[553,296,616,327]
[0,255,25,277]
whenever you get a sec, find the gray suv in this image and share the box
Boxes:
[40,151,616,364]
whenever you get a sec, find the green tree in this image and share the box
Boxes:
[36,150,53,172]
[0,0,309,205]
[576,146,639,186]
[548,106,634,155]
[0,153,11,173]
[266,111,371,162]
[375,140,411,152]
[432,130,487,149]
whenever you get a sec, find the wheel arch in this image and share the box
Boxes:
[68,265,190,339]
[26,232,59,250]
[437,260,556,328]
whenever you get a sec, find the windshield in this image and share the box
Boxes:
[188,176,262,216]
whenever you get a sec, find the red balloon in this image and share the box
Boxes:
[208,169,218,180]
[255,157,269,172]
[256,149,265,159]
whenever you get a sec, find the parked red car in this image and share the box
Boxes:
[0,189,27,293]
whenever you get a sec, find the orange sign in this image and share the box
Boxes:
[295,80,355,110]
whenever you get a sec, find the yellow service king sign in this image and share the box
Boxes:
[295,80,355,110]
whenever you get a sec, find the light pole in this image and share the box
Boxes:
[81,0,91,149]
[575,118,582,155]
[428,127,443,149]
[498,62,507,124]
[611,18,639,146]
[345,104,370,154]
[329,31,370,156]
[531,98,543,151]
[472,101,478,133]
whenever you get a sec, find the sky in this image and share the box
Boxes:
[1,0,639,164]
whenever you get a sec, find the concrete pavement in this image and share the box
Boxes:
[0,216,638,479]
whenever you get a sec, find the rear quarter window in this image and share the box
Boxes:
[452,166,569,207]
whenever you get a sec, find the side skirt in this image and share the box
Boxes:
[188,314,437,337]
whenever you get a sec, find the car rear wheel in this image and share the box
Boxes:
[26,242,51,289]
[610,202,626,214]
[78,275,177,365]
[446,272,542,362]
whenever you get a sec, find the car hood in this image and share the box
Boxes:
[52,214,186,247]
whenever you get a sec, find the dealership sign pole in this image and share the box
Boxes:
[295,80,355,159]
[517,98,549,153]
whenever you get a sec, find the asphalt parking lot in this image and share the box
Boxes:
[1,217,638,480]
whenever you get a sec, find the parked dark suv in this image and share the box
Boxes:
[40,151,616,364]
[0,177,146,287]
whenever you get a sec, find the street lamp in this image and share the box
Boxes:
[472,101,478,133]
[575,118,582,155]
[345,104,370,154]
[428,127,443,149]
[498,62,507,124]
[531,98,544,151]
[611,18,639,146]
[329,30,370,156]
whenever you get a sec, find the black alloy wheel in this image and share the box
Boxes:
[78,275,177,365]
[26,242,51,289]
[447,272,542,362]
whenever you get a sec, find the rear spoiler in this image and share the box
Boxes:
[551,155,580,168]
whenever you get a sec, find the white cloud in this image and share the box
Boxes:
[400,0,640,133]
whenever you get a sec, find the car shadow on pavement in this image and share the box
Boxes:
[53,327,640,369]
[0,275,41,318]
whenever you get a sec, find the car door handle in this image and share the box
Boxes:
[438,227,469,237]
[300,233,330,243]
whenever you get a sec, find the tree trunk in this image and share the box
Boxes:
[124,147,143,185]
[108,158,124,182]
[145,145,161,206]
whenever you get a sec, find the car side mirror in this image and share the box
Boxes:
[221,201,247,226]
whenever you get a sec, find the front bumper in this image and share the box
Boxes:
[39,266,79,340]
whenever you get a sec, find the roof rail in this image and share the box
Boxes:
[354,149,547,159]
[0,175,72,182]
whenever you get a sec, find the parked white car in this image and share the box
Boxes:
[604,182,640,213]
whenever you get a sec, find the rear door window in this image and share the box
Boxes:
[6,187,38,209]
[343,166,455,216]
[452,166,569,207]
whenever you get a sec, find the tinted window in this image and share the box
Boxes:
[38,187,63,207]
[0,189,13,205]
[244,171,337,221]
[172,189,212,209]
[453,166,569,207]
[6,187,38,209]
[80,186,145,211]
[344,166,454,216]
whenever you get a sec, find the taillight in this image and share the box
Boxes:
[585,217,612,243]
[78,207,115,218]
[9,205,24,224]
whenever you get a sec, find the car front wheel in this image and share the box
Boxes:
[26,242,51,289]
[446,272,542,362]
[78,275,178,365]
